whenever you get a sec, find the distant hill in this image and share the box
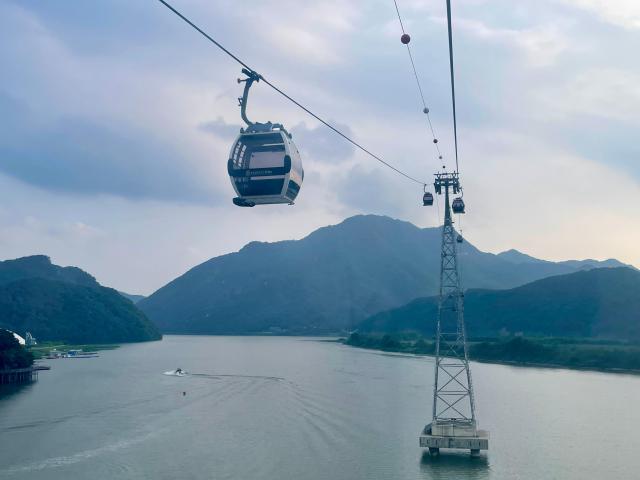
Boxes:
[496,249,547,264]
[139,215,630,335]
[0,256,161,344]
[497,249,629,271]
[118,291,145,304]
[358,267,640,342]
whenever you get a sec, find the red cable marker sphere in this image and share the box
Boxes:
[401,33,411,44]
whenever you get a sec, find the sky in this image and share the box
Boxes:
[1,0,639,295]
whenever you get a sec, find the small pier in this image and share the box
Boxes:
[0,365,50,385]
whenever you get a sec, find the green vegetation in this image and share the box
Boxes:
[0,278,162,343]
[359,267,640,342]
[0,256,162,344]
[345,332,435,355]
[344,333,640,372]
[0,330,34,370]
[29,341,119,360]
[139,214,626,334]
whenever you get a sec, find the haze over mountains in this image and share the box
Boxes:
[139,215,630,335]
[0,256,161,343]
[118,292,146,304]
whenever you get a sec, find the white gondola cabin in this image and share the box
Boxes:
[228,128,303,207]
[228,68,304,207]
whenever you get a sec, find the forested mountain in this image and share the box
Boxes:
[358,267,640,341]
[0,255,98,288]
[139,215,629,334]
[0,256,161,343]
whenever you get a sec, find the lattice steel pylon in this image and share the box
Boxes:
[419,171,488,456]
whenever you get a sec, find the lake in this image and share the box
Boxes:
[1,336,639,479]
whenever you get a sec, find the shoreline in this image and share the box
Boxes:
[29,343,120,360]
[340,335,640,376]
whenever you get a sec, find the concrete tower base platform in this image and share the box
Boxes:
[420,421,489,456]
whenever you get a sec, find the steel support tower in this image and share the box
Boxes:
[419,172,488,456]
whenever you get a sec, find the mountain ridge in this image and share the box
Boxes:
[139,215,630,334]
[0,255,99,288]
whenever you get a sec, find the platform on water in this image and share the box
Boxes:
[0,365,50,385]
[420,420,489,456]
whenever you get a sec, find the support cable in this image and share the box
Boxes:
[392,0,443,162]
[445,0,460,173]
[157,0,427,186]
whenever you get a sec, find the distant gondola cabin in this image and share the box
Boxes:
[452,197,465,214]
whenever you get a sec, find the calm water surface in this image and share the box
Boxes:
[1,336,639,479]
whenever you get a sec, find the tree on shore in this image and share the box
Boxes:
[0,329,34,370]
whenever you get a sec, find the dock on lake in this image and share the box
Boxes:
[0,365,50,385]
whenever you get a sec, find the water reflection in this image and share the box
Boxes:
[0,383,34,402]
[419,451,490,480]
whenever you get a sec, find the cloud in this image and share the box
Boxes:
[450,17,570,67]
[0,92,220,203]
[291,122,356,164]
[526,68,640,180]
[254,1,359,65]
[562,0,640,29]
[537,68,640,122]
[336,164,415,218]
[458,127,640,265]
[199,117,241,140]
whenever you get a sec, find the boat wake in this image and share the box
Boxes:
[162,370,283,381]
[191,373,284,381]
[0,429,160,475]
[163,369,188,377]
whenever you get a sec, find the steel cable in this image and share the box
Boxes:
[392,0,443,162]
[157,0,427,186]
[445,0,460,173]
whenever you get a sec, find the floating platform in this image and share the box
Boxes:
[420,420,489,456]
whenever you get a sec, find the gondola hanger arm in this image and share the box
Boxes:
[237,68,284,133]
[237,68,261,128]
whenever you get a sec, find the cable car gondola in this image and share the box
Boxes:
[423,191,434,206]
[456,234,464,243]
[228,69,304,207]
[452,197,465,214]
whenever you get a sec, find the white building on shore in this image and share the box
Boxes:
[2,329,26,345]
